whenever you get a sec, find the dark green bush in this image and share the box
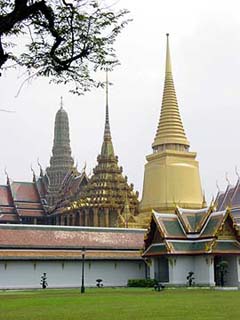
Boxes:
[127,279,157,287]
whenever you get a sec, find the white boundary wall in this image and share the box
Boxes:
[149,255,240,286]
[0,260,145,289]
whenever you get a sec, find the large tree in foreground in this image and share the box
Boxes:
[0,0,129,93]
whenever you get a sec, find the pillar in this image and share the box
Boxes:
[105,208,109,227]
[93,208,98,227]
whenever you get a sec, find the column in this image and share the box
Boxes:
[93,208,98,227]
[104,208,109,227]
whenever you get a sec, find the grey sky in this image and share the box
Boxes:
[1,0,240,202]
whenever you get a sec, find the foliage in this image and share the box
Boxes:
[0,288,240,320]
[40,272,48,289]
[127,278,157,287]
[216,260,228,287]
[186,271,195,287]
[0,0,130,94]
[96,278,103,287]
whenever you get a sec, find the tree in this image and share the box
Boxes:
[0,1,129,94]
[216,260,228,287]
[40,272,48,289]
[186,271,195,287]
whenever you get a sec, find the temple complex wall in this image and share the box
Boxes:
[222,256,239,287]
[0,260,145,289]
[194,256,215,286]
[168,256,194,285]
[149,255,223,286]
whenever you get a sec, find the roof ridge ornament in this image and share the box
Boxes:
[4,167,10,184]
[31,164,36,182]
[37,158,44,177]
[235,166,240,179]
[225,172,231,186]
[216,180,220,192]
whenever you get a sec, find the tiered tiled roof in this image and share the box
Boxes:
[45,99,79,206]
[65,74,139,226]
[51,171,88,213]
[214,178,240,228]
[0,179,47,224]
[143,206,240,257]
[177,207,210,233]
[0,224,145,260]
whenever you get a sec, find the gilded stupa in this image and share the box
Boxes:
[140,34,204,218]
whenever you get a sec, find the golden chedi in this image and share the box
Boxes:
[140,34,204,217]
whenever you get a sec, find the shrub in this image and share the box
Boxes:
[127,279,157,287]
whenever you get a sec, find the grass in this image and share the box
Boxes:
[0,287,239,320]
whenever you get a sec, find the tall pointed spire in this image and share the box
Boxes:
[60,96,63,109]
[104,70,111,141]
[46,98,78,206]
[152,34,189,151]
[140,35,203,217]
[101,71,115,157]
[70,71,139,228]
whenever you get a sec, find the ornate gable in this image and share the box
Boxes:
[216,214,237,240]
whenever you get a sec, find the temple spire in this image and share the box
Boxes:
[60,96,63,109]
[165,33,172,74]
[101,71,114,157]
[104,70,111,141]
[152,34,189,151]
[46,99,78,206]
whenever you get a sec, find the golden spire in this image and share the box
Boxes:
[60,96,63,109]
[152,34,189,150]
[104,70,111,141]
[101,70,115,157]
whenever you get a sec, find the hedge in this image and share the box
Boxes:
[127,279,157,287]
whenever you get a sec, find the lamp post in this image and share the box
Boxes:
[81,247,85,293]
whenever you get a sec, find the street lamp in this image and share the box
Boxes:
[81,247,85,293]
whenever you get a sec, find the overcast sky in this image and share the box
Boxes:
[1,0,240,202]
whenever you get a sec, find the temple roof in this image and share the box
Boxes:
[176,207,210,233]
[0,180,47,224]
[0,249,142,261]
[67,74,139,214]
[11,181,40,202]
[45,98,79,206]
[50,171,88,213]
[215,178,240,217]
[0,224,145,250]
[152,34,189,149]
[143,207,240,256]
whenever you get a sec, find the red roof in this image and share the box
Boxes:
[17,210,45,217]
[0,186,13,206]
[11,182,40,202]
[0,225,145,250]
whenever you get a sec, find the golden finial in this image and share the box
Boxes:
[165,33,172,74]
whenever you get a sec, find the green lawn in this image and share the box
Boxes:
[0,288,239,320]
